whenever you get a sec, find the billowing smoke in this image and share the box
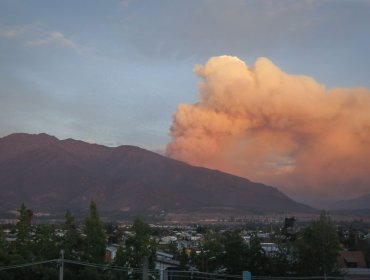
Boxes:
[166,56,370,203]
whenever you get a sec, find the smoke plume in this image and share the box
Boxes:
[166,56,370,203]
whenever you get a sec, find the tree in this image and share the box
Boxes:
[124,217,156,270]
[200,230,224,272]
[84,201,106,263]
[63,210,82,259]
[221,230,248,275]
[347,227,360,251]
[295,211,340,276]
[14,203,33,259]
[167,240,178,256]
[266,243,294,276]
[64,209,74,230]
[246,236,268,276]
[340,226,370,266]
[282,216,297,241]
[115,246,125,266]
[178,247,189,270]
[0,227,9,267]
[33,223,59,260]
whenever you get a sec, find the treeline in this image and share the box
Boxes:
[0,201,156,280]
[192,213,342,277]
[191,215,370,277]
[1,202,369,280]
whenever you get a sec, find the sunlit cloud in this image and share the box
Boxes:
[166,56,370,201]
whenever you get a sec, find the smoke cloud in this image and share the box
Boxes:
[166,56,370,203]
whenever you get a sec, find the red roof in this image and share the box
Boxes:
[339,251,367,268]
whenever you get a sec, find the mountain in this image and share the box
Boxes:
[330,194,370,211]
[0,133,314,220]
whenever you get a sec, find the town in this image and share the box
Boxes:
[1,201,370,280]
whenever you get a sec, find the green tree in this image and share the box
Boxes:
[115,246,125,266]
[246,236,268,276]
[200,230,224,272]
[295,211,340,276]
[108,246,128,280]
[84,201,106,263]
[266,243,294,276]
[14,203,33,259]
[167,240,178,256]
[33,223,59,260]
[221,230,248,274]
[281,217,297,241]
[178,247,189,270]
[0,228,10,269]
[124,217,156,270]
[63,210,82,259]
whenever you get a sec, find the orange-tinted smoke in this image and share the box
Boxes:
[166,56,370,201]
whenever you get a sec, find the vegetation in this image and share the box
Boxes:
[294,212,341,276]
[63,209,82,260]
[14,203,33,259]
[0,204,369,279]
[83,201,106,263]
[188,213,344,277]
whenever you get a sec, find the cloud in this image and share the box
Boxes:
[166,56,370,202]
[0,27,19,38]
[0,24,84,53]
[26,31,83,52]
[0,24,34,39]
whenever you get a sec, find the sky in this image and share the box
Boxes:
[1,0,370,206]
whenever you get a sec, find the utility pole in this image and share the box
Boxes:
[59,249,64,280]
[142,256,148,280]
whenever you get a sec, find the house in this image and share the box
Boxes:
[105,245,119,262]
[155,251,180,280]
[159,236,177,245]
[339,252,370,280]
[261,242,279,256]
[338,251,367,268]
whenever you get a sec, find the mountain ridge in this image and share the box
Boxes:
[0,133,314,220]
[329,193,370,211]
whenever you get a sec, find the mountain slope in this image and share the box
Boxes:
[330,193,370,210]
[0,133,314,218]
